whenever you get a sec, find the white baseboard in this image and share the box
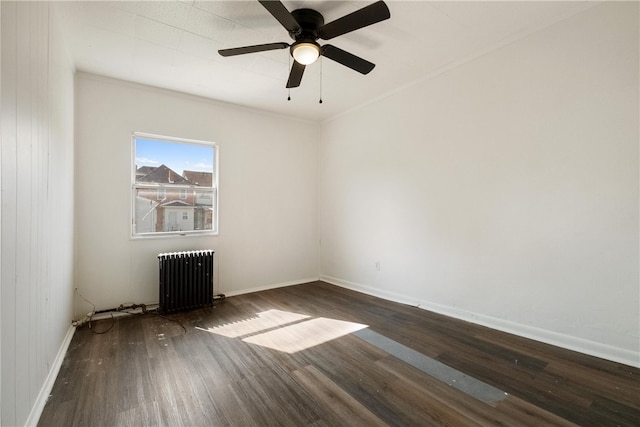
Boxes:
[321,275,422,307]
[89,278,321,318]
[320,275,639,368]
[26,324,76,427]
[221,277,320,298]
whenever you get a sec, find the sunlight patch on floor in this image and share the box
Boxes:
[243,317,368,354]
[197,309,368,353]
[197,309,310,338]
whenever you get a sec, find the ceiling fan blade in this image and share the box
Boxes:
[321,45,375,74]
[218,42,289,57]
[286,61,306,88]
[258,0,300,33]
[319,1,390,40]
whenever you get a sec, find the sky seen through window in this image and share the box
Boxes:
[135,138,214,176]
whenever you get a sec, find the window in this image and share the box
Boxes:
[132,132,218,237]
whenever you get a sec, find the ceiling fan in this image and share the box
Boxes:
[218,0,390,89]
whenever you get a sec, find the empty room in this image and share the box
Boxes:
[1,0,638,426]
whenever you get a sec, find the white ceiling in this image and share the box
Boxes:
[55,1,597,121]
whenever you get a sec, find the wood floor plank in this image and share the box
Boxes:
[588,396,640,426]
[375,356,489,426]
[544,359,640,408]
[374,354,576,427]
[494,396,579,427]
[42,399,77,427]
[38,281,640,426]
[292,365,387,427]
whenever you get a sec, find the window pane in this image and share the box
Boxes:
[133,134,217,236]
[134,187,215,233]
[135,138,215,184]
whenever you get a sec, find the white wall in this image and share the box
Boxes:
[1,2,76,425]
[319,2,639,367]
[74,74,319,316]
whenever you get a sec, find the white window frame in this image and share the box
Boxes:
[131,132,219,238]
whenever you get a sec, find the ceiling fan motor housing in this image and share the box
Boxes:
[218,1,390,88]
[289,9,324,41]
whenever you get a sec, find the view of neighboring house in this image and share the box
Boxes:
[134,164,214,233]
[135,165,158,180]
[134,195,158,233]
[183,170,214,229]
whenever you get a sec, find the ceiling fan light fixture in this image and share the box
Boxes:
[218,0,391,89]
[292,42,320,65]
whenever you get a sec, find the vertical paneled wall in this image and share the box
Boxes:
[1,2,75,426]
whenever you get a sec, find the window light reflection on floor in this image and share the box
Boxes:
[243,317,368,353]
[196,309,310,338]
[197,309,368,354]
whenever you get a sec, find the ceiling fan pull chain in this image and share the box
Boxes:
[319,56,323,104]
[219,1,389,91]
[288,54,292,101]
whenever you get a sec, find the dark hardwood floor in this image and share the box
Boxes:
[40,281,639,426]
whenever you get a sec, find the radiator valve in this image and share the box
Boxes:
[72,311,94,327]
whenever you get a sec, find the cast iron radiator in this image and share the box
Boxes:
[158,250,214,314]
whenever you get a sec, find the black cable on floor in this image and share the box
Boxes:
[153,309,188,334]
[88,313,115,334]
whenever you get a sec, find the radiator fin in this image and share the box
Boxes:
[158,250,214,314]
